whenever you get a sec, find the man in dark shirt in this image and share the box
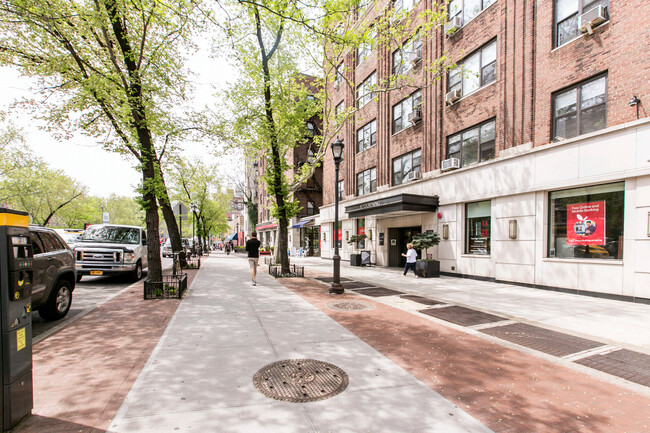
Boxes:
[245,232,261,285]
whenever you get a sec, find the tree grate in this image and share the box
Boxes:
[253,359,349,403]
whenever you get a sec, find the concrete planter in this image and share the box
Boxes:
[416,260,440,278]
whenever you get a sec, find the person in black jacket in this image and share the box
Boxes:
[245,232,261,285]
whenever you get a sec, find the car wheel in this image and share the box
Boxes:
[132,261,143,281]
[39,280,73,321]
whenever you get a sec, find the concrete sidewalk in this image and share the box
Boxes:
[109,254,493,433]
[290,256,650,351]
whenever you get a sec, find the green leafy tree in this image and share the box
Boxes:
[411,231,441,261]
[0,0,209,281]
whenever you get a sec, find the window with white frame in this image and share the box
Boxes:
[357,72,377,108]
[555,0,609,48]
[553,74,607,140]
[392,149,421,185]
[306,121,316,137]
[335,63,344,87]
[447,119,496,167]
[448,0,496,27]
[357,27,376,65]
[392,90,422,134]
[356,119,377,153]
[394,0,419,14]
[392,36,422,76]
[307,201,316,215]
[337,180,344,201]
[448,39,496,98]
[356,168,377,196]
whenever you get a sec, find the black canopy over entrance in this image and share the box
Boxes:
[346,194,439,218]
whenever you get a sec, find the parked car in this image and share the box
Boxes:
[74,224,148,282]
[162,239,173,257]
[54,229,83,250]
[29,225,76,321]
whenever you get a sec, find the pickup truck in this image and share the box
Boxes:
[74,224,148,282]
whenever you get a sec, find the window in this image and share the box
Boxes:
[306,122,316,137]
[448,40,496,98]
[356,167,377,196]
[555,0,609,47]
[357,119,377,153]
[334,221,342,249]
[357,27,376,65]
[553,74,607,140]
[357,72,377,108]
[335,101,345,125]
[392,149,422,185]
[465,201,491,255]
[307,201,316,215]
[448,0,496,27]
[335,63,344,87]
[357,218,366,249]
[447,119,495,167]
[29,232,44,255]
[392,36,422,76]
[337,180,345,201]
[394,0,419,14]
[548,182,623,259]
[392,90,422,134]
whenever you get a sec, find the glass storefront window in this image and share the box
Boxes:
[548,182,624,259]
[466,201,491,255]
[357,218,366,249]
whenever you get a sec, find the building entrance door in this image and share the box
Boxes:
[387,226,421,267]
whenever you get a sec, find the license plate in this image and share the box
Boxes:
[90,271,103,276]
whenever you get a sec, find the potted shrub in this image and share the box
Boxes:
[347,234,367,266]
[411,231,441,278]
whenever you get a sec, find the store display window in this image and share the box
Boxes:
[466,200,491,255]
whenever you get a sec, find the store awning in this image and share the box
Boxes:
[256,223,277,231]
[346,193,439,218]
[226,232,238,241]
[291,217,314,229]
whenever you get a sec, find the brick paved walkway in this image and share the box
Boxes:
[280,276,650,433]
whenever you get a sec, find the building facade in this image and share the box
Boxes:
[319,0,650,301]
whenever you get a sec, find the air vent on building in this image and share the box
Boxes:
[441,158,461,172]
[445,16,463,34]
[579,5,607,34]
[409,50,422,66]
[406,171,422,181]
[408,109,422,124]
[445,89,461,105]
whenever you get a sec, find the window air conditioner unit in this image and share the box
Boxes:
[445,16,462,34]
[409,50,422,66]
[406,171,422,181]
[579,5,607,34]
[445,89,461,105]
[441,157,461,171]
[408,108,422,124]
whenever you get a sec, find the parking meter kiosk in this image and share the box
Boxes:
[0,209,33,430]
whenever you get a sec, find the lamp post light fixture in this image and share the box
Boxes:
[330,137,345,295]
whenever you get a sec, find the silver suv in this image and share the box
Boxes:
[29,226,76,321]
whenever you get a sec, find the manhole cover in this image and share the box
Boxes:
[327,301,375,311]
[253,359,349,403]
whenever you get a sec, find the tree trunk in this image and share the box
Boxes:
[142,159,162,282]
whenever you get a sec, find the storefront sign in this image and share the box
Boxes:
[390,239,397,246]
[566,201,605,245]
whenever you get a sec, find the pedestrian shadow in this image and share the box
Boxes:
[11,414,105,432]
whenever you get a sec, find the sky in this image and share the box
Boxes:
[0,36,239,198]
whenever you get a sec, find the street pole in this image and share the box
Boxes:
[329,138,344,295]
[177,203,183,240]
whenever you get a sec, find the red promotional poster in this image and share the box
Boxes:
[566,201,606,245]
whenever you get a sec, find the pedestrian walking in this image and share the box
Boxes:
[401,243,418,277]
[246,232,261,285]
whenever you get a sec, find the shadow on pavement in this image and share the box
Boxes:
[12,414,105,433]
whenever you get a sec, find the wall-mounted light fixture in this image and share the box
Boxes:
[509,219,518,239]
[368,229,373,240]
[323,232,327,242]
[345,231,349,241]
[629,96,641,120]
[442,224,449,240]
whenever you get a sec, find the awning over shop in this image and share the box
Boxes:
[291,218,314,229]
[346,193,439,218]
[256,223,277,231]
[226,232,238,241]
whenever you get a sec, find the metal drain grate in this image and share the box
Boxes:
[327,301,375,312]
[354,287,404,297]
[253,359,349,403]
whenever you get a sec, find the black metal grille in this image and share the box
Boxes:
[268,264,304,278]
[253,359,348,403]
[144,274,187,299]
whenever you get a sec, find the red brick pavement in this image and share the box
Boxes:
[279,277,650,433]
[13,269,198,433]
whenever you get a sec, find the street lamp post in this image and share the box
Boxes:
[329,137,345,295]
[190,203,198,254]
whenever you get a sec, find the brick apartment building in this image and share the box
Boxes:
[318,0,650,301]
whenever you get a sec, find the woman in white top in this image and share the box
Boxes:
[401,243,418,277]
